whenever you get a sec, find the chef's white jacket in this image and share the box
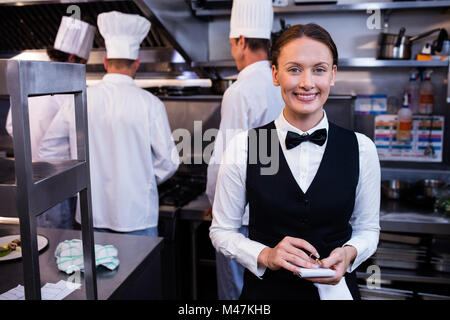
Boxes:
[6,95,71,160]
[206,60,284,226]
[39,73,179,232]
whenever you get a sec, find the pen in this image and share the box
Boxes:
[301,248,322,266]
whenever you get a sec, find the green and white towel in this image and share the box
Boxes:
[55,239,119,274]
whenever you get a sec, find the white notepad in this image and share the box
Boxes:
[298,267,336,278]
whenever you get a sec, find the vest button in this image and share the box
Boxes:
[304,199,310,205]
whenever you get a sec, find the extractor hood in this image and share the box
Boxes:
[0,0,209,83]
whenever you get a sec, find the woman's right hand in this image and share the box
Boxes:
[257,236,320,275]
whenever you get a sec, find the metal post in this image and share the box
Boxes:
[74,89,97,300]
[8,60,42,300]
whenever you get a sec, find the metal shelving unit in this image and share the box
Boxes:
[0,59,97,300]
[192,58,449,68]
[192,58,450,102]
[193,0,450,16]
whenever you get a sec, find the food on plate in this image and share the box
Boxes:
[0,238,21,257]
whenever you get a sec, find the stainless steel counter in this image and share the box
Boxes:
[179,193,211,221]
[380,200,450,235]
[0,225,163,300]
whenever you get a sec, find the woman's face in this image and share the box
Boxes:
[272,37,336,122]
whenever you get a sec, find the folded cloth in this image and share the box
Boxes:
[55,239,119,274]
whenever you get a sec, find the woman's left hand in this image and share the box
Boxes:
[304,245,357,285]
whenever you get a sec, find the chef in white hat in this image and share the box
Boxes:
[40,11,179,236]
[207,0,284,300]
[5,16,96,229]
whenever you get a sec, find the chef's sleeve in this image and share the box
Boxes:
[151,99,179,185]
[206,87,248,205]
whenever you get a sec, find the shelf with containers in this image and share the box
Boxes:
[0,59,97,300]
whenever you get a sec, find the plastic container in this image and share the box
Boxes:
[396,93,413,144]
[405,70,420,114]
[419,70,434,114]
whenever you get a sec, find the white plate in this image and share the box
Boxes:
[0,234,48,262]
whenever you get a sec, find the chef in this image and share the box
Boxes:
[206,0,284,300]
[39,11,179,236]
[6,16,95,159]
[5,16,96,229]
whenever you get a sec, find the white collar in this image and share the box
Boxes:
[102,73,135,85]
[237,60,271,81]
[276,109,329,135]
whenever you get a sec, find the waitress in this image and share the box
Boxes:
[209,23,380,300]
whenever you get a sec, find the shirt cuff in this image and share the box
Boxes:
[342,241,363,273]
[241,242,267,279]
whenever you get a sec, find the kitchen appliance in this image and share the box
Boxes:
[157,167,207,299]
[377,27,443,60]
[158,170,207,208]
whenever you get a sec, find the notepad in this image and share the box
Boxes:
[298,267,335,278]
[0,280,80,300]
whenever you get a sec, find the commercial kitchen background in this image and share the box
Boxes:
[0,0,449,300]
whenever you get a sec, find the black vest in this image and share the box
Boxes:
[241,121,361,300]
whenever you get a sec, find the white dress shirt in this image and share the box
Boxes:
[39,73,179,231]
[206,60,284,226]
[209,109,380,282]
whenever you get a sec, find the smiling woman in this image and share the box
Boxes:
[209,23,381,300]
[271,24,338,131]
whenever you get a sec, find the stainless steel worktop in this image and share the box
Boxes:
[0,225,163,300]
[380,200,450,235]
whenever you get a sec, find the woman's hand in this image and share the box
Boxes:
[304,245,357,285]
[257,236,320,275]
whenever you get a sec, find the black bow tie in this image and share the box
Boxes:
[285,128,327,150]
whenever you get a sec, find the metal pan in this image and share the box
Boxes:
[377,27,442,60]
[381,180,411,200]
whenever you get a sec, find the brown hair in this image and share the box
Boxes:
[271,23,338,68]
[107,59,136,69]
[235,37,271,57]
[46,47,84,63]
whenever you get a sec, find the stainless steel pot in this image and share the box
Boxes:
[381,180,411,200]
[415,179,447,198]
[377,27,442,60]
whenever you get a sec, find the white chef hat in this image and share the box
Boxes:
[97,11,151,60]
[229,0,273,40]
[53,16,96,60]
